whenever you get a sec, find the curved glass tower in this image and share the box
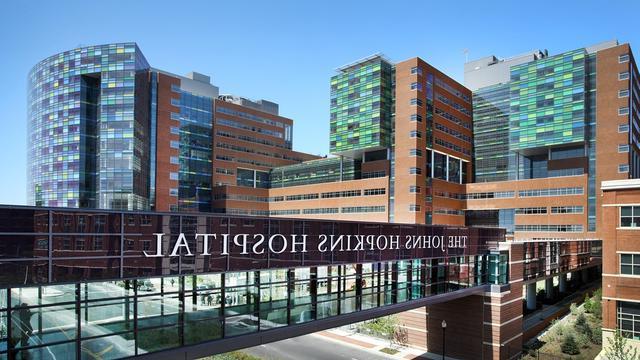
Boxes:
[27,43,150,209]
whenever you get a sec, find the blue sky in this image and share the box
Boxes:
[1,0,639,205]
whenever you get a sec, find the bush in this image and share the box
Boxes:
[592,326,602,345]
[546,319,565,342]
[570,302,579,315]
[561,334,580,355]
[575,313,587,330]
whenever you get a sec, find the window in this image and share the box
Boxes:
[169,172,179,181]
[619,72,630,80]
[619,144,630,153]
[170,140,180,149]
[410,67,422,75]
[619,164,630,173]
[409,204,421,212]
[364,188,385,196]
[410,98,423,106]
[410,114,423,122]
[409,186,421,193]
[409,149,422,157]
[171,98,180,106]
[410,82,422,91]
[551,206,584,214]
[515,207,547,215]
[619,124,630,133]
[410,130,422,138]
[619,54,630,63]
[170,126,180,135]
[618,301,640,339]
[409,167,422,175]
[619,89,630,98]
[169,188,178,197]
[620,107,630,115]
[620,254,640,275]
[170,156,179,164]
[514,224,583,232]
[518,187,583,197]
[621,206,640,227]
[341,206,385,213]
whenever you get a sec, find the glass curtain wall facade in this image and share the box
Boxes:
[176,91,213,212]
[330,56,393,155]
[472,84,511,182]
[269,157,361,188]
[509,49,586,151]
[27,43,151,210]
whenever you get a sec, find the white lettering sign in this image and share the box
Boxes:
[143,233,468,257]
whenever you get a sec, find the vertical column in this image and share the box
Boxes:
[559,273,567,293]
[526,283,536,310]
[545,278,554,300]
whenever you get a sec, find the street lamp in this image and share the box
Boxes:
[441,319,447,360]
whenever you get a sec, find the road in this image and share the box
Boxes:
[243,333,394,360]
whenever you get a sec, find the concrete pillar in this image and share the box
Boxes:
[559,273,567,293]
[526,283,536,310]
[581,269,589,284]
[545,278,554,299]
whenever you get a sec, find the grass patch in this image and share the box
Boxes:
[380,347,400,355]
[202,351,262,360]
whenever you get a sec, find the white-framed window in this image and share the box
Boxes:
[410,67,422,75]
[411,82,422,91]
[620,254,640,275]
[409,149,422,157]
[619,124,630,132]
[619,144,630,153]
[617,301,640,339]
[619,164,630,173]
[621,206,640,227]
[619,89,630,98]
[169,172,179,181]
[620,107,630,115]
[619,72,630,80]
[409,204,421,212]
[170,140,180,149]
[169,188,179,197]
[619,54,630,63]
[409,167,422,175]
[170,156,180,164]
[409,186,421,193]
[409,130,422,138]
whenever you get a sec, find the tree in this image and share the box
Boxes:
[561,334,580,355]
[604,330,639,360]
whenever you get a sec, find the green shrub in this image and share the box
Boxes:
[592,288,602,301]
[570,302,579,315]
[561,334,580,355]
[591,326,602,345]
[575,313,587,329]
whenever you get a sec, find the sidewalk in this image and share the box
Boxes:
[314,328,442,360]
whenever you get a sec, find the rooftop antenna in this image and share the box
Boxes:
[463,49,469,62]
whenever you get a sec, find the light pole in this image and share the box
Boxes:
[441,319,447,360]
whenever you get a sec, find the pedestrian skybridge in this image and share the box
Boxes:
[0,206,507,359]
